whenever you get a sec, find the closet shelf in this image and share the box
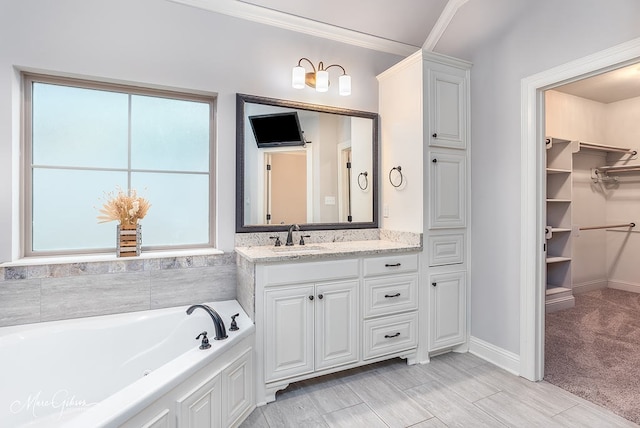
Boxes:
[578,141,637,155]
[546,256,571,264]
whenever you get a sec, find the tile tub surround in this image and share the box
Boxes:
[0,252,237,327]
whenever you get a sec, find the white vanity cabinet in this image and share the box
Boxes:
[429,150,466,229]
[378,50,471,356]
[429,271,466,350]
[263,279,359,382]
[362,253,419,360]
[429,69,467,150]
[251,251,420,405]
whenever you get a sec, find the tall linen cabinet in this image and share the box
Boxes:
[378,50,471,361]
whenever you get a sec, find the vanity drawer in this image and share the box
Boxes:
[363,312,418,360]
[363,253,418,277]
[427,232,464,266]
[263,258,359,286]
[363,274,418,318]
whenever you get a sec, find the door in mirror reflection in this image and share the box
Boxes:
[266,151,308,225]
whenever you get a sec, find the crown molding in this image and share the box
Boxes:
[168,0,418,57]
[423,0,469,51]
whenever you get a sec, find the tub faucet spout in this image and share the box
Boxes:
[186,304,228,340]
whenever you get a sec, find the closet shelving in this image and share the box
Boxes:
[545,137,575,312]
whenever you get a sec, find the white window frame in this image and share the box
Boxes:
[22,73,217,256]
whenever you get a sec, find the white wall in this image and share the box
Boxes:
[435,0,640,355]
[377,53,424,233]
[0,0,402,260]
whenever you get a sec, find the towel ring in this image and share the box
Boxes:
[389,166,403,188]
[357,172,369,190]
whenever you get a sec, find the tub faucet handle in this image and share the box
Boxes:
[230,313,240,331]
[196,331,211,350]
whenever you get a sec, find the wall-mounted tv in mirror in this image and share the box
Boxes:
[249,111,306,148]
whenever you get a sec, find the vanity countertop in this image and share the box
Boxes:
[235,239,421,263]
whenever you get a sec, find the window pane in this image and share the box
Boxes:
[32,168,127,251]
[131,95,209,172]
[32,83,128,168]
[131,172,209,246]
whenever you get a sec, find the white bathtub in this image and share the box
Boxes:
[0,300,255,428]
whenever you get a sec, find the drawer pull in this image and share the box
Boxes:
[385,263,401,267]
[384,293,401,298]
[384,332,401,339]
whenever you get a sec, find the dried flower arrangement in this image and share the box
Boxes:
[97,187,150,226]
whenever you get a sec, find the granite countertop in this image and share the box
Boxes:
[235,239,422,263]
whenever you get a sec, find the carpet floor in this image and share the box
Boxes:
[545,288,640,425]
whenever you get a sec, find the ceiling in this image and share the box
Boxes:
[553,63,640,104]
[170,0,640,103]
[238,0,449,47]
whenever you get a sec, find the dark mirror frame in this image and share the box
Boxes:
[236,93,379,233]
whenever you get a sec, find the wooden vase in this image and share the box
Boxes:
[117,223,141,257]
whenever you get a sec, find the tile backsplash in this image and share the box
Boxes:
[0,253,237,327]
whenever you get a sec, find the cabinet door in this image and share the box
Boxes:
[429,151,466,229]
[429,271,466,351]
[429,70,466,149]
[315,280,359,371]
[222,348,253,427]
[264,285,315,382]
[177,374,222,428]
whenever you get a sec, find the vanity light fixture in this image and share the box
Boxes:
[292,58,351,96]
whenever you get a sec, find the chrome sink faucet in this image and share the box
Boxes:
[186,304,228,340]
[285,224,300,246]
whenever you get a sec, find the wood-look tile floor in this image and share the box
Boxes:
[240,352,639,428]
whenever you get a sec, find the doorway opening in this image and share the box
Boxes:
[519,37,640,383]
[541,62,640,423]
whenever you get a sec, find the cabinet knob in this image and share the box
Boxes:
[308,295,314,301]
[432,158,438,163]
[432,133,437,138]
[318,294,324,300]
[432,282,437,287]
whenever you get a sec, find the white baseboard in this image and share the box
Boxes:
[545,295,575,313]
[469,336,520,375]
[608,280,640,293]
[573,279,607,294]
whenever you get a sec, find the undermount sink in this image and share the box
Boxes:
[271,245,326,254]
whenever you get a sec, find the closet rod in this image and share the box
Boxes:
[579,222,635,231]
[597,165,640,173]
[579,142,637,155]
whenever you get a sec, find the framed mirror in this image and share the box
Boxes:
[236,93,378,233]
